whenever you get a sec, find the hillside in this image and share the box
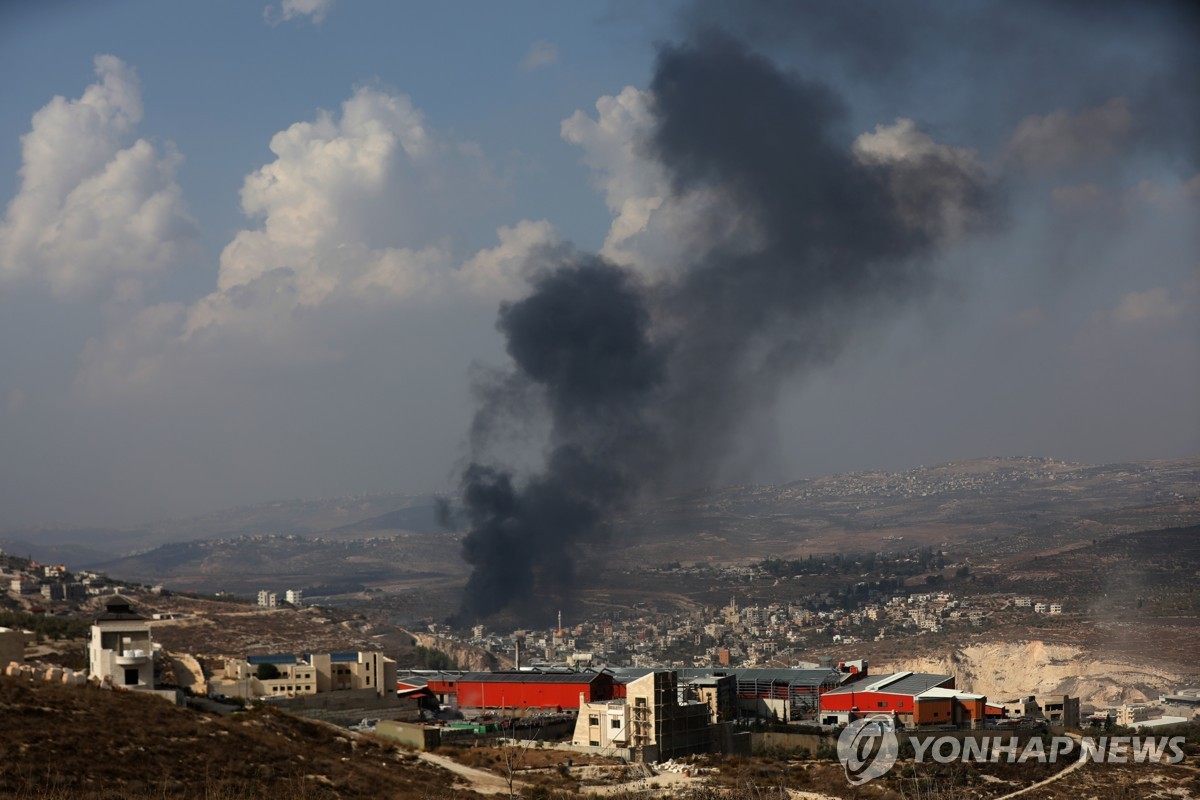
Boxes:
[0,677,470,799]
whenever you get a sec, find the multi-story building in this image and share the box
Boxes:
[87,595,155,689]
[1116,704,1162,727]
[216,650,397,700]
[284,589,303,607]
[256,590,278,608]
[573,671,714,761]
[1038,694,1080,727]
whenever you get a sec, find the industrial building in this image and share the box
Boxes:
[612,662,861,720]
[423,670,616,711]
[819,671,987,727]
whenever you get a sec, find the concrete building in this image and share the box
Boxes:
[256,590,278,608]
[1001,694,1079,727]
[284,589,303,607]
[87,595,155,689]
[687,674,737,724]
[215,650,397,700]
[573,671,714,762]
[1116,704,1162,727]
[611,666,851,721]
[1037,694,1079,727]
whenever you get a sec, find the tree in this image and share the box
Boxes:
[255,662,281,680]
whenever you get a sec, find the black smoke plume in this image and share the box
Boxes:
[453,35,995,622]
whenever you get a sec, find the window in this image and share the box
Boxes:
[588,715,599,725]
[611,718,621,729]
[590,740,599,747]
[124,668,138,686]
[877,701,887,708]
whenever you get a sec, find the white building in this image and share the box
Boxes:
[214,650,397,701]
[87,595,155,689]
[285,589,303,607]
[257,590,278,608]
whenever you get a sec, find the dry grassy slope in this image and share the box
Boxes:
[0,677,472,800]
[879,640,1188,708]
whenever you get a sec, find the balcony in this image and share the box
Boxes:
[115,649,150,665]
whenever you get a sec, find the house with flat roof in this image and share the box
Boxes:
[87,595,155,690]
[215,650,396,701]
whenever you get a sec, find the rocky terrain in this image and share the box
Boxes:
[880,640,1188,708]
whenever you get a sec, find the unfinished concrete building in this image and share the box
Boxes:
[573,670,714,762]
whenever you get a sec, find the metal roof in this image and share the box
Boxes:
[247,654,299,665]
[824,672,953,697]
[331,652,359,663]
[94,594,146,622]
[456,672,608,684]
[609,667,840,687]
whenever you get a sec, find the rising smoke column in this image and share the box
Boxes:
[455,35,994,622]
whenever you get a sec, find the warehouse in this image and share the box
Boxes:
[611,665,854,720]
[424,670,616,711]
[819,671,987,727]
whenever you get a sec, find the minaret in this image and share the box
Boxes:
[557,610,563,634]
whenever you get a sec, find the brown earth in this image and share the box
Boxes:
[0,676,476,799]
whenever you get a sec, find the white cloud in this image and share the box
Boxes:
[77,85,555,400]
[265,0,334,25]
[459,219,557,298]
[1005,97,1132,169]
[214,87,433,305]
[520,40,559,72]
[561,86,756,277]
[0,55,194,301]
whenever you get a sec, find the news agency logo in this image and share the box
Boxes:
[836,723,1188,786]
[837,716,899,785]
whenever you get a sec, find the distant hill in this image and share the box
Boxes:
[0,493,443,567]
[331,503,443,534]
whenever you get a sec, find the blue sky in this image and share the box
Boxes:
[0,0,1196,528]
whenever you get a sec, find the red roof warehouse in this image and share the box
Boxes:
[819,671,988,727]
[425,671,616,711]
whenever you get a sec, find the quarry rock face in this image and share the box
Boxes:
[882,640,1185,707]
